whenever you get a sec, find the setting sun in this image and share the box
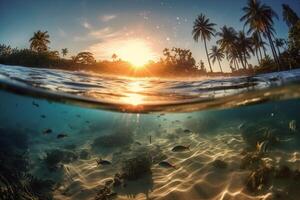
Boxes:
[116,39,157,67]
[89,38,158,68]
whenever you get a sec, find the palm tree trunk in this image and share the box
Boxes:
[239,54,246,69]
[243,52,248,69]
[235,59,240,70]
[217,59,223,73]
[258,32,267,58]
[256,49,260,64]
[258,47,263,61]
[266,32,280,71]
[204,39,213,73]
[276,46,280,56]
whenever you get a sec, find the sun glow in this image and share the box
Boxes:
[121,81,145,106]
[116,39,157,67]
[89,38,158,68]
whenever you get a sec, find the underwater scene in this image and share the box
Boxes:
[1,65,300,200]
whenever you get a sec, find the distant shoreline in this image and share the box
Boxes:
[0,62,256,78]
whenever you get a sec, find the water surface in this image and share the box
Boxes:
[0,64,300,200]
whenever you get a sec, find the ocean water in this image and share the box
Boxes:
[1,64,300,200]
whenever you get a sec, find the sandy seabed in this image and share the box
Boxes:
[46,128,300,200]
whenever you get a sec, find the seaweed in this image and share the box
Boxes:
[94,186,117,200]
[241,124,282,151]
[240,152,263,170]
[0,151,54,200]
[121,153,152,180]
[245,165,272,192]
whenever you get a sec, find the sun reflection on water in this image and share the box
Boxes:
[121,80,145,106]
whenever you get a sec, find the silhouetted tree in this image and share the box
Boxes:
[241,0,280,70]
[111,53,118,62]
[251,32,266,63]
[74,52,95,65]
[274,38,285,56]
[282,4,299,28]
[50,51,60,59]
[237,31,253,69]
[29,30,50,53]
[161,47,197,72]
[209,45,224,72]
[217,26,240,70]
[61,48,68,57]
[0,44,12,56]
[289,21,300,51]
[192,14,216,72]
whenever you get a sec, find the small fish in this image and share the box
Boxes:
[256,140,269,153]
[43,128,52,135]
[289,120,297,132]
[238,123,245,130]
[171,145,190,152]
[159,161,176,169]
[76,114,81,118]
[57,133,68,139]
[97,158,112,165]
[134,141,142,145]
[32,101,39,107]
[187,116,192,119]
[40,115,46,118]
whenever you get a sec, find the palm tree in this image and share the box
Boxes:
[217,26,240,69]
[192,14,216,73]
[29,30,50,52]
[274,38,285,56]
[50,51,60,59]
[227,49,240,70]
[237,31,253,69]
[241,0,280,70]
[209,46,224,73]
[251,32,267,63]
[112,53,118,62]
[61,48,68,57]
[74,52,95,65]
[282,4,299,28]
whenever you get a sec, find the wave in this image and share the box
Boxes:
[0,64,300,113]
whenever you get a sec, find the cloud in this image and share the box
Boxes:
[82,21,92,29]
[73,26,121,42]
[89,27,119,39]
[100,14,117,22]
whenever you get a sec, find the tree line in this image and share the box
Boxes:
[0,0,299,77]
[192,0,300,74]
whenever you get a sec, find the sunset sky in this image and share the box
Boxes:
[0,0,299,71]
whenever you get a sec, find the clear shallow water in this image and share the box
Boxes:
[0,64,300,200]
[1,64,300,112]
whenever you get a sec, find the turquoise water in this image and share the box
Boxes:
[1,65,300,200]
